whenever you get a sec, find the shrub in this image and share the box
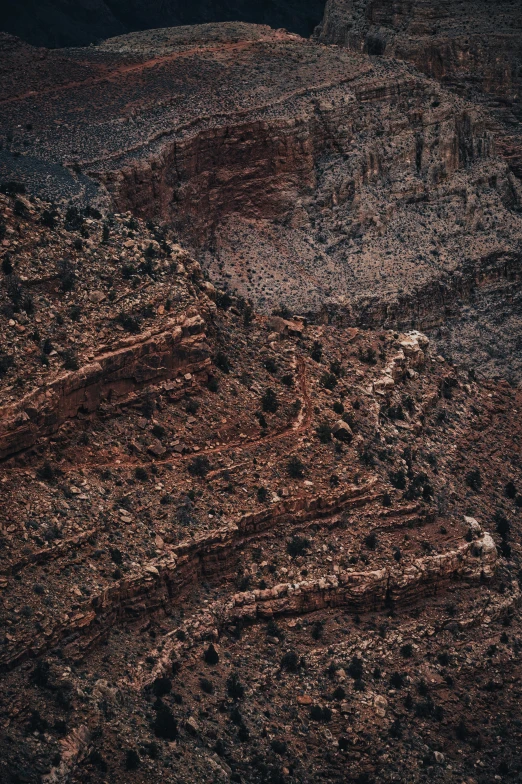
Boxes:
[200,677,214,694]
[117,312,141,334]
[57,260,75,292]
[310,341,322,362]
[400,643,413,658]
[264,357,278,374]
[320,372,338,390]
[30,660,50,688]
[261,388,279,413]
[311,620,324,640]
[332,686,345,700]
[152,677,172,698]
[207,376,219,393]
[227,672,244,700]
[125,749,140,770]
[41,210,57,229]
[316,422,332,443]
[310,705,331,722]
[257,486,269,503]
[270,739,287,755]
[505,480,517,499]
[364,532,377,550]
[347,656,363,680]
[2,254,13,275]
[188,456,211,478]
[63,349,79,371]
[0,352,14,378]
[465,469,482,492]
[37,462,60,485]
[287,456,304,478]
[287,535,310,558]
[204,643,219,665]
[389,469,406,490]
[281,373,293,387]
[152,424,165,440]
[214,351,230,373]
[333,401,344,415]
[280,651,300,672]
[153,703,178,740]
[135,467,148,482]
[69,305,81,322]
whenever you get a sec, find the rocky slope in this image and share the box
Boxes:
[0,189,522,784]
[316,0,522,177]
[0,0,326,48]
[1,23,522,381]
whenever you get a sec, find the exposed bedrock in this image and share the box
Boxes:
[0,478,497,671]
[316,0,522,176]
[0,315,209,461]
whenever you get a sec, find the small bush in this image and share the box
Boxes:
[287,456,304,479]
[153,703,178,740]
[316,422,332,443]
[310,705,332,722]
[287,535,310,558]
[214,351,230,373]
[227,672,244,700]
[257,486,269,503]
[400,643,413,658]
[505,480,517,499]
[465,469,482,492]
[152,677,172,698]
[204,643,219,665]
[310,341,322,362]
[0,352,14,378]
[320,372,338,390]
[125,749,140,770]
[364,532,377,550]
[200,677,214,694]
[347,656,363,680]
[2,254,13,275]
[135,467,148,482]
[117,312,141,334]
[261,388,279,413]
[63,349,79,371]
[270,739,287,755]
[188,455,211,478]
[280,651,300,672]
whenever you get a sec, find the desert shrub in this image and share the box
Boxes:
[310,341,322,362]
[287,456,304,478]
[280,651,300,672]
[310,705,331,722]
[125,749,140,770]
[63,349,79,371]
[257,486,269,503]
[1,254,13,275]
[389,469,406,490]
[0,352,14,377]
[364,532,377,550]
[320,372,337,390]
[465,469,482,492]
[188,455,211,478]
[332,686,345,700]
[57,260,75,292]
[270,739,287,755]
[281,373,293,387]
[135,467,148,482]
[116,311,141,333]
[316,422,332,443]
[214,351,230,373]
[227,672,244,700]
[347,656,363,680]
[30,660,50,688]
[264,357,278,374]
[69,304,82,322]
[200,677,214,694]
[152,677,172,698]
[505,480,517,499]
[333,401,344,414]
[153,703,178,740]
[261,388,279,413]
[400,643,413,658]
[287,535,310,558]
[204,644,219,665]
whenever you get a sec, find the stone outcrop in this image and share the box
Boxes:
[316,0,522,177]
[0,315,209,461]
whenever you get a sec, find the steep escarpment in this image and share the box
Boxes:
[1,24,521,380]
[316,0,522,177]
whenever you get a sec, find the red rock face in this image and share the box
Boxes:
[317,0,522,175]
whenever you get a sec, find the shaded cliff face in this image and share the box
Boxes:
[316,0,522,177]
[1,193,522,784]
[0,0,326,48]
[1,23,522,385]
